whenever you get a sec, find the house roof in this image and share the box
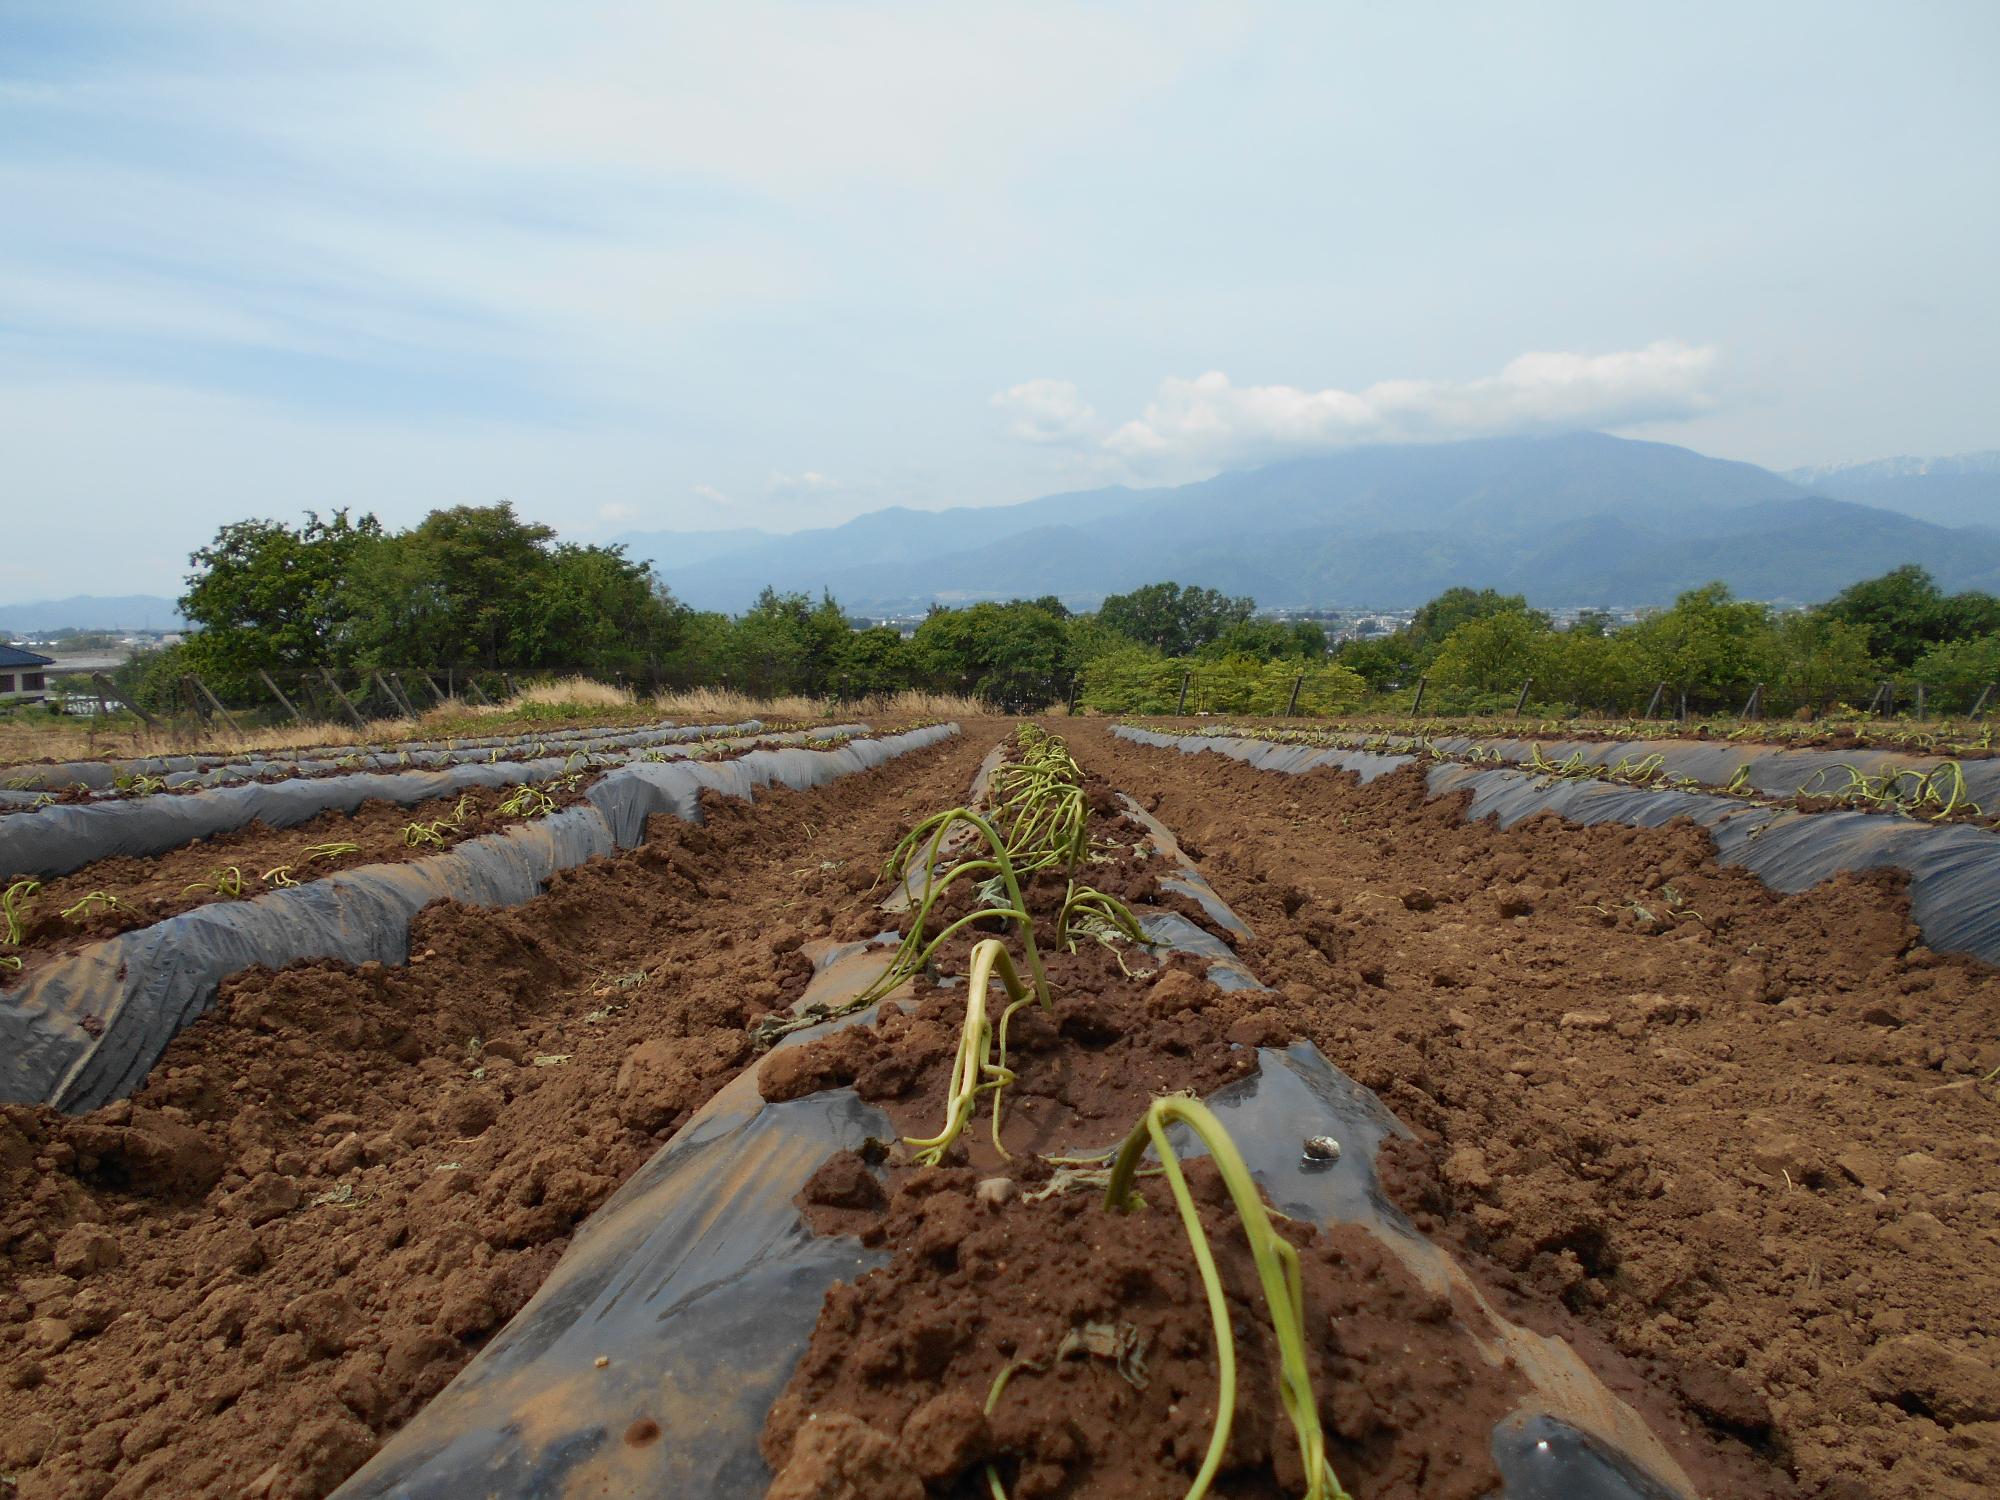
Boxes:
[0,644,56,668]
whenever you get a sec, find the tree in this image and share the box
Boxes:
[1201,618,1328,661]
[179,509,383,690]
[1427,610,1553,696]
[836,627,914,697]
[1624,583,1770,707]
[1759,612,1876,710]
[1912,634,2000,708]
[1097,582,1253,656]
[1408,588,1547,651]
[912,600,1072,709]
[1819,565,1959,670]
[1333,633,1414,690]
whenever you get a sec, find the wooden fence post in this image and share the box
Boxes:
[373,672,417,720]
[1067,674,1081,713]
[1642,682,1665,721]
[1972,682,1996,719]
[415,670,449,706]
[319,669,368,731]
[257,669,306,725]
[1409,675,1428,715]
[462,675,494,707]
[1739,682,1764,720]
[1285,673,1304,717]
[1867,680,1890,715]
[1915,684,1927,721]
[1512,677,1533,720]
[1175,672,1191,714]
[93,672,155,728]
[184,674,247,737]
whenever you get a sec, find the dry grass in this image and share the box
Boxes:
[494,675,637,712]
[0,684,991,770]
[647,687,989,723]
[0,712,422,767]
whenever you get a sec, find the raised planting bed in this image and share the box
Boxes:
[1,726,955,1112]
[1116,725,2000,965]
[336,726,1765,1500]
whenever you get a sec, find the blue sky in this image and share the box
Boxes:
[3,1,1996,599]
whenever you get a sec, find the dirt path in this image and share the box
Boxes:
[0,722,1004,1500]
[1073,719,2000,1500]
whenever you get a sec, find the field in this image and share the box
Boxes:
[2,713,1997,1499]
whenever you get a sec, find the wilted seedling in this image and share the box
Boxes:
[1099,1096,1352,1500]
[262,864,301,888]
[300,841,362,863]
[903,937,1045,1165]
[182,866,246,898]
[113,771,168,797]
[499,784,559,817]
[3,878,40,947]
[60,891,124,920]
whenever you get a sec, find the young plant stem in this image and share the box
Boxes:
[903,937,1046,1164]
[1102,1096,1351,1500]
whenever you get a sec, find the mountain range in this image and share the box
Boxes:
[6,434,1996,631]
[616,432,2000,614]
[0,595,188,634]
[1783,451,2000,530]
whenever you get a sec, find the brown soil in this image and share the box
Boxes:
[1144,720,2000,828]
[756,754,1785,1499]
[0,783,594,985]
[10,713,1998,1500]
[0,731,857,987]
[765,1156,1527,1500]
[1075,720,2000,1500]
[1191,715,2000,761]
[0,724,994,1500]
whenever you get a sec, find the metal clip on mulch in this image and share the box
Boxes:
[334,782,1694,1500]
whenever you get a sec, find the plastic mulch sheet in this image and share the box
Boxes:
[336,784,1695,1500]
[0,725,957,1112]
[1113,726,2000,967]
[0,725,862,880]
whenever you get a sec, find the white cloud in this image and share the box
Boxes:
[991,379,1102,446]
[768,470,841,494]
[596,501,640,524]
[1006,343,1721,481]
[692,484,738,509]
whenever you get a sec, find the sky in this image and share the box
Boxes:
[2,1,1996,601]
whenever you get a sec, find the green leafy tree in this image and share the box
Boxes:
[1817,565,1985,670]
[1097,582,1254,656]
[835,627,914,697]
[1408,588,1547,652]
[1427,610,1553,696]
[912,600,1072,709]
[1624,583,1771,708]
[1332,633,1415,690]
[1201,618,1329,661]
[1759,612,1877,710]
[1912,634,2000,708]
[727,589,854,696]
[178,509,382,690]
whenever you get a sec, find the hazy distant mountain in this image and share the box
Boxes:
[1786,452,2000,531]
[0,595,184,633]
[620,433,2000,612]
[621,527,772,567]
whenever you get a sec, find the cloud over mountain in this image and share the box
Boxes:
[1000,343,1721,481]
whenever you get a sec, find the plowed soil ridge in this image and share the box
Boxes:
[1082,720,2000,1500]
[0,724,998,1500]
